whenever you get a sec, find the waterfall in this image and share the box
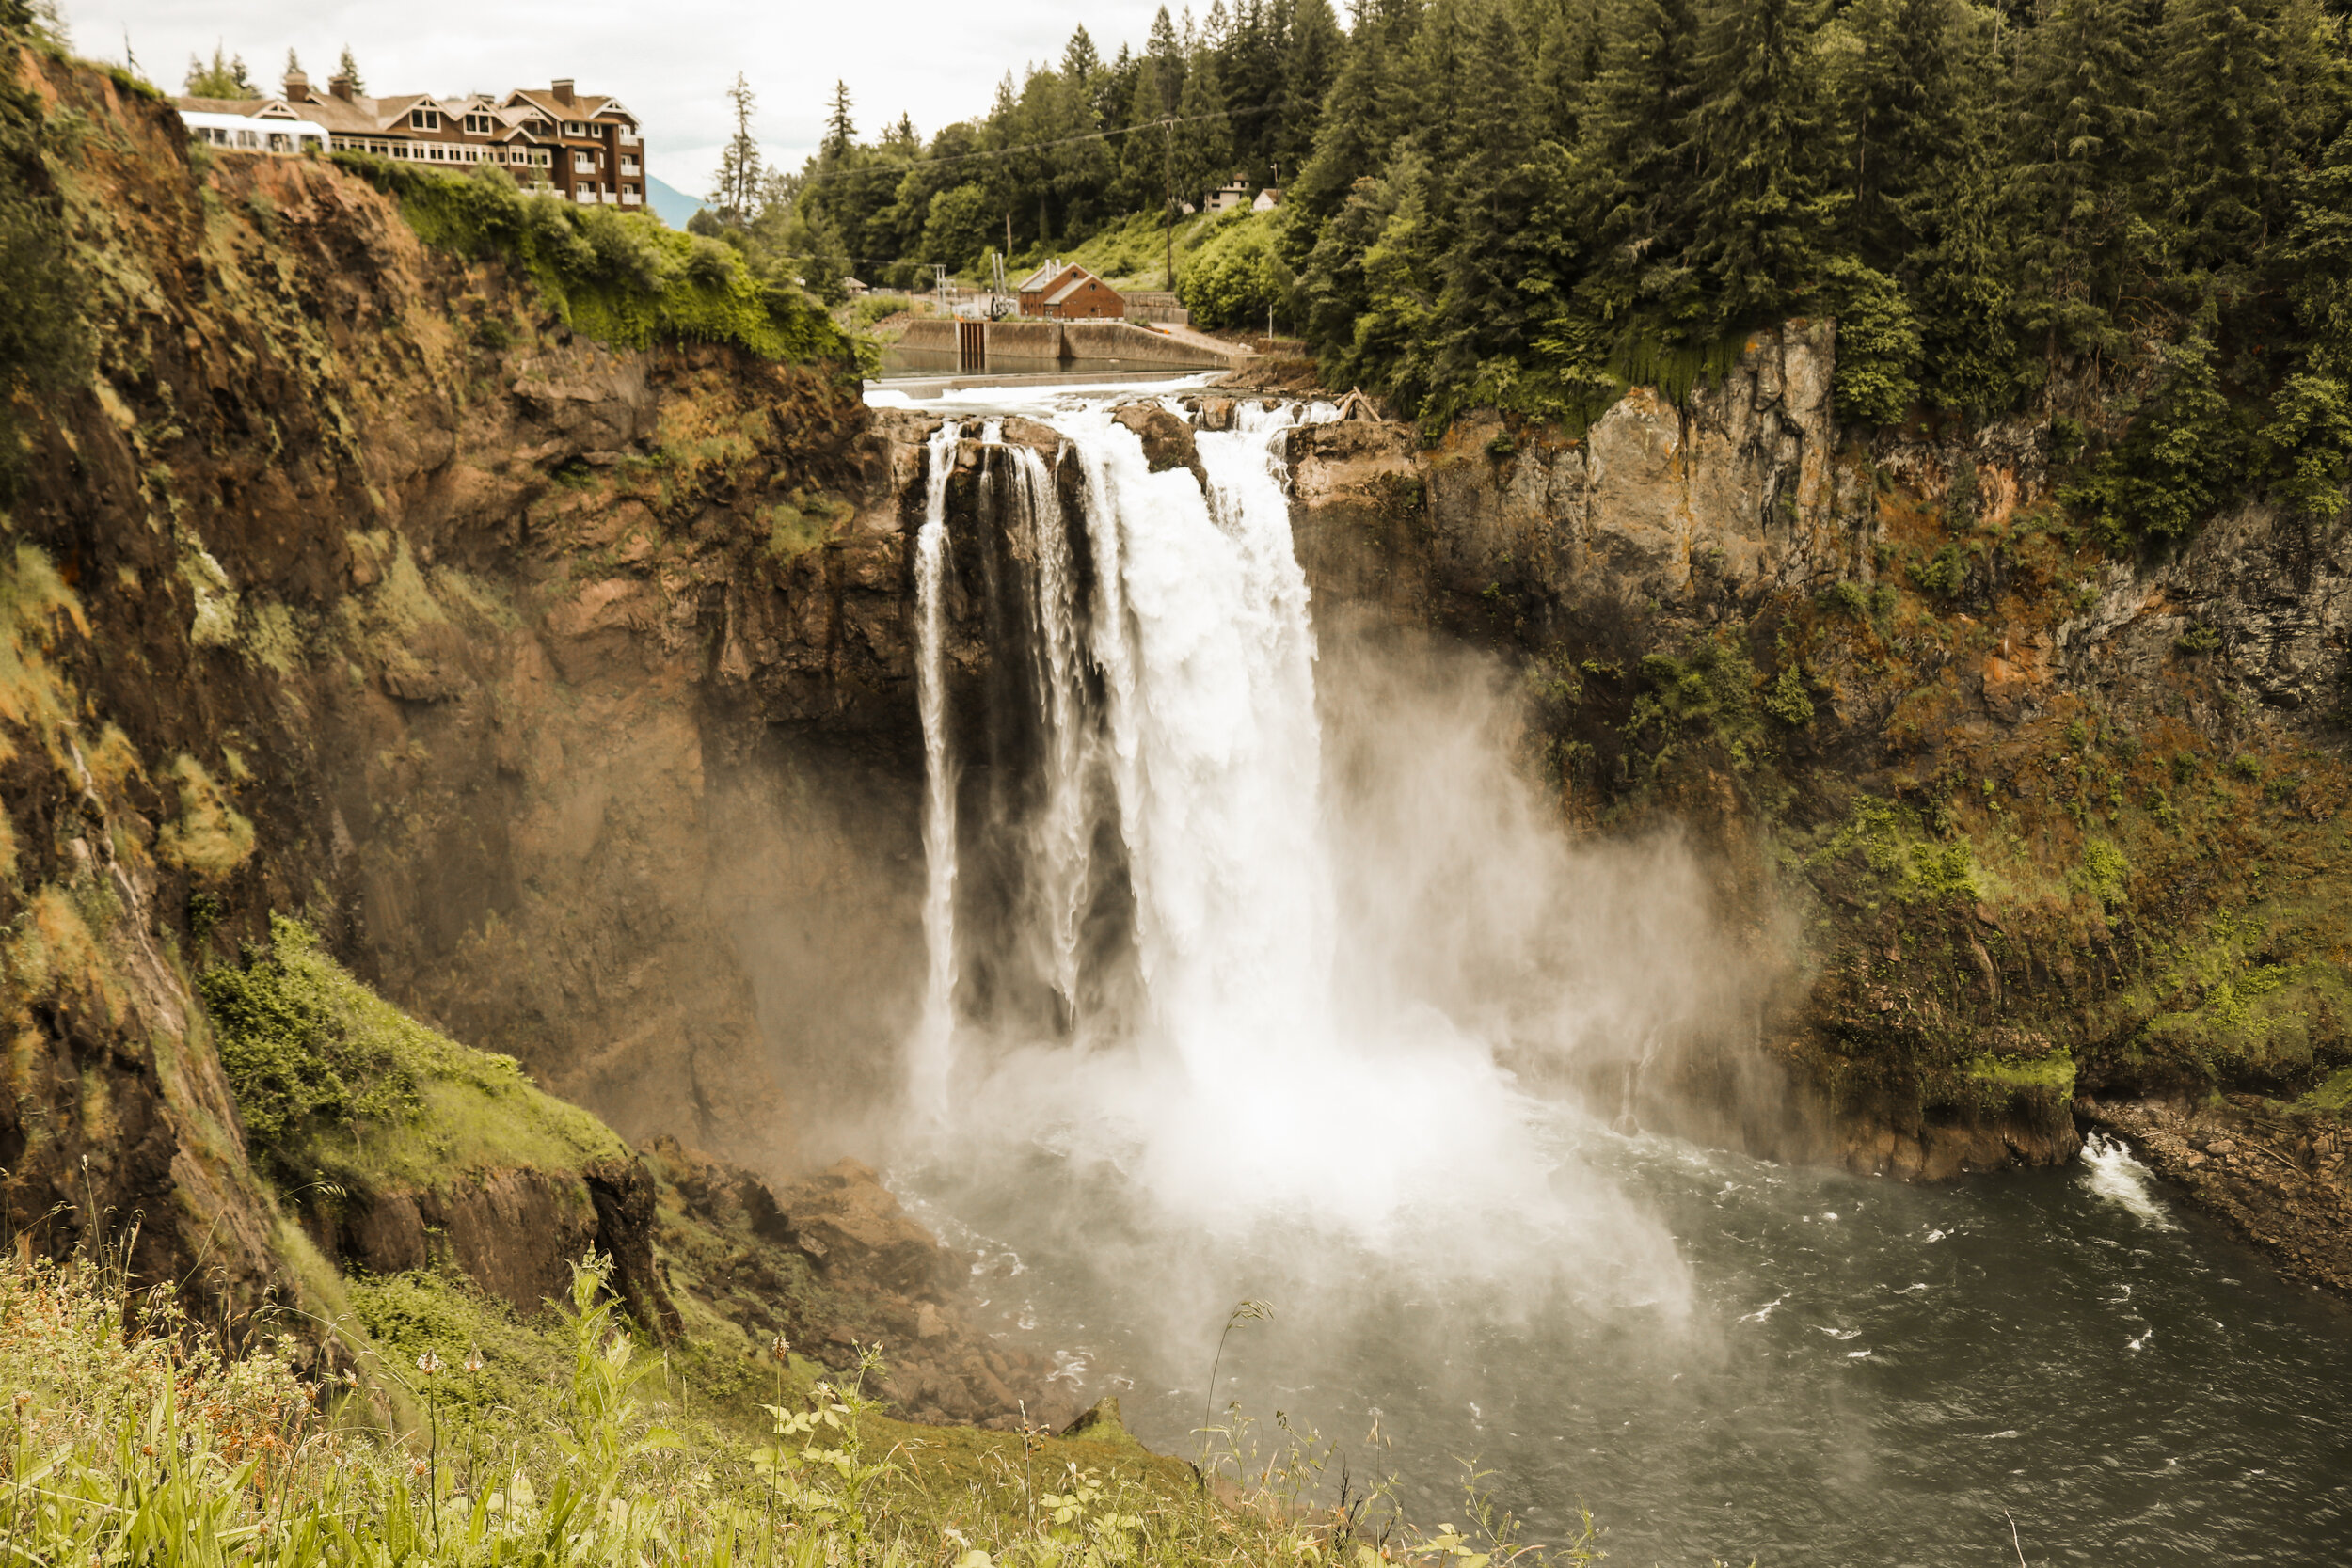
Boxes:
[910,394,1581,1239]
[907,420,961,1121]
[998,440,1095,1028]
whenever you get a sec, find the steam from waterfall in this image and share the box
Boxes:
[899,392,1752,1311]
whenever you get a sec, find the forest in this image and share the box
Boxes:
[733,0,2352,544]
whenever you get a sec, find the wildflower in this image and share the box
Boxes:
[411,1458,430,1477]
[770,1331,789,1363]
[464,1349,484,1374]
[416,1350,442,1376]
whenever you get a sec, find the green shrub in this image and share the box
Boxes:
[1179,213,1293,331]
[198,915,421,1172]
[331,155,866,369]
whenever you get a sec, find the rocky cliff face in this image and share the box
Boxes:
[0,52,933,1307]
[1275,325,2352,1287]
[12,44,2352,1323]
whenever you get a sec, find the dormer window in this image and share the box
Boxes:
[563,120,589,137]
[410,107,441,131]
[463,112,493,134]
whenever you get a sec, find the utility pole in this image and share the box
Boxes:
[1162,116,1176,292]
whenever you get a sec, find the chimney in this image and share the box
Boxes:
[327,73,355,102]
[551,78,575,105]
[283,68,310,102]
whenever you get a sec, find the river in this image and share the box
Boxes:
[882,382,2352,1566]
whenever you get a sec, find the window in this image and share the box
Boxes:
[464,112,493,135]
[236,128,260,149]
[563,120,587,137]
[619,155,639,174]
[410,107,440,131]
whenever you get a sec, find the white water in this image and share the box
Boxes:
[2079,1130,2177,1228]
[900,391,1692,1281]
[907,420,961,1121]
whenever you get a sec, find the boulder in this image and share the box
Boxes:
[1110,404,1205,483]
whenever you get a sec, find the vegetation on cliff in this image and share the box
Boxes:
[200,916,626,1192]
[0,22,85,489]
[333,155,869,371]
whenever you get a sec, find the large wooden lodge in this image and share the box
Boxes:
[174,70,646,211]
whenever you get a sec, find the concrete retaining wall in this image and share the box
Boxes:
[1062,320,1234,366]
[883,318,1238,370]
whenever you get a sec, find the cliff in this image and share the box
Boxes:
[1278,325,2352,1288]
[0,47,939,1307]
[8,32,2351,1330]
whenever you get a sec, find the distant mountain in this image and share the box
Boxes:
[646,176,704,230]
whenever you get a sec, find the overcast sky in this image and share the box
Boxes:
[59,0,1176,195]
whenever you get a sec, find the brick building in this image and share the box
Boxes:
[175,71,647,211]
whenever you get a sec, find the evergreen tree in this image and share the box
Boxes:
[1834,0,1980,274]
[2153,0,2319,283]
[2007,0,2158,366]
[1062,24,1103,92]
[823,80,857,161]
[1685,0,1840,323]
[183,43,257,99]
[283,47,301,80]
[1570,0,1706,316]
[1435,2,1556,374]
[1280,0,1348,173]
[2265,123,2352,514]
[1176,41,1237,204]
[1289,0,1406,223]
[336,45,364,92]
[708,74,763,226]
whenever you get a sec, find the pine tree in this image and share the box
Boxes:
[1571,0,1706,315]
[2155,0,2296,281]
[336,45,364,93]
[823,81,857,161]
[1175,41,1236,205]
[2007,0,2158,366]
[2265,124,2352,514]
[1062,25,1103,93]
[1280,0,1347,173]
[1436,2,1557,373]
[183,43,257,99]
[1289,0,1404,223]
[1834,0,1979,275]
[1685,0,1840,323]
[283,47,301,79]
[708,74,763,227]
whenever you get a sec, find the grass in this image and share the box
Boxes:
[0,1246,1595,1567]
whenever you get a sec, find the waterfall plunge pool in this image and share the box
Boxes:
[877,382,2352,1566]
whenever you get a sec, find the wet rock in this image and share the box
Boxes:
[1110,403,1205,483]
[774,1157,951,1297]
[2084,1098,2352,1296]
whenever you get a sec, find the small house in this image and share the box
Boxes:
[1015,261,1126,321]
[1205,178,1251,213]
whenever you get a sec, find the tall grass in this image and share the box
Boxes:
[0,1249,1597,1567]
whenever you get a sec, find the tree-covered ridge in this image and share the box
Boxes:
[765,0,2349,543]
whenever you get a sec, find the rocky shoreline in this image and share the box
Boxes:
[2081,1097,2352,1298]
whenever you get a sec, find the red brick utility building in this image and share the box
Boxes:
[1015,261,1126,320]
